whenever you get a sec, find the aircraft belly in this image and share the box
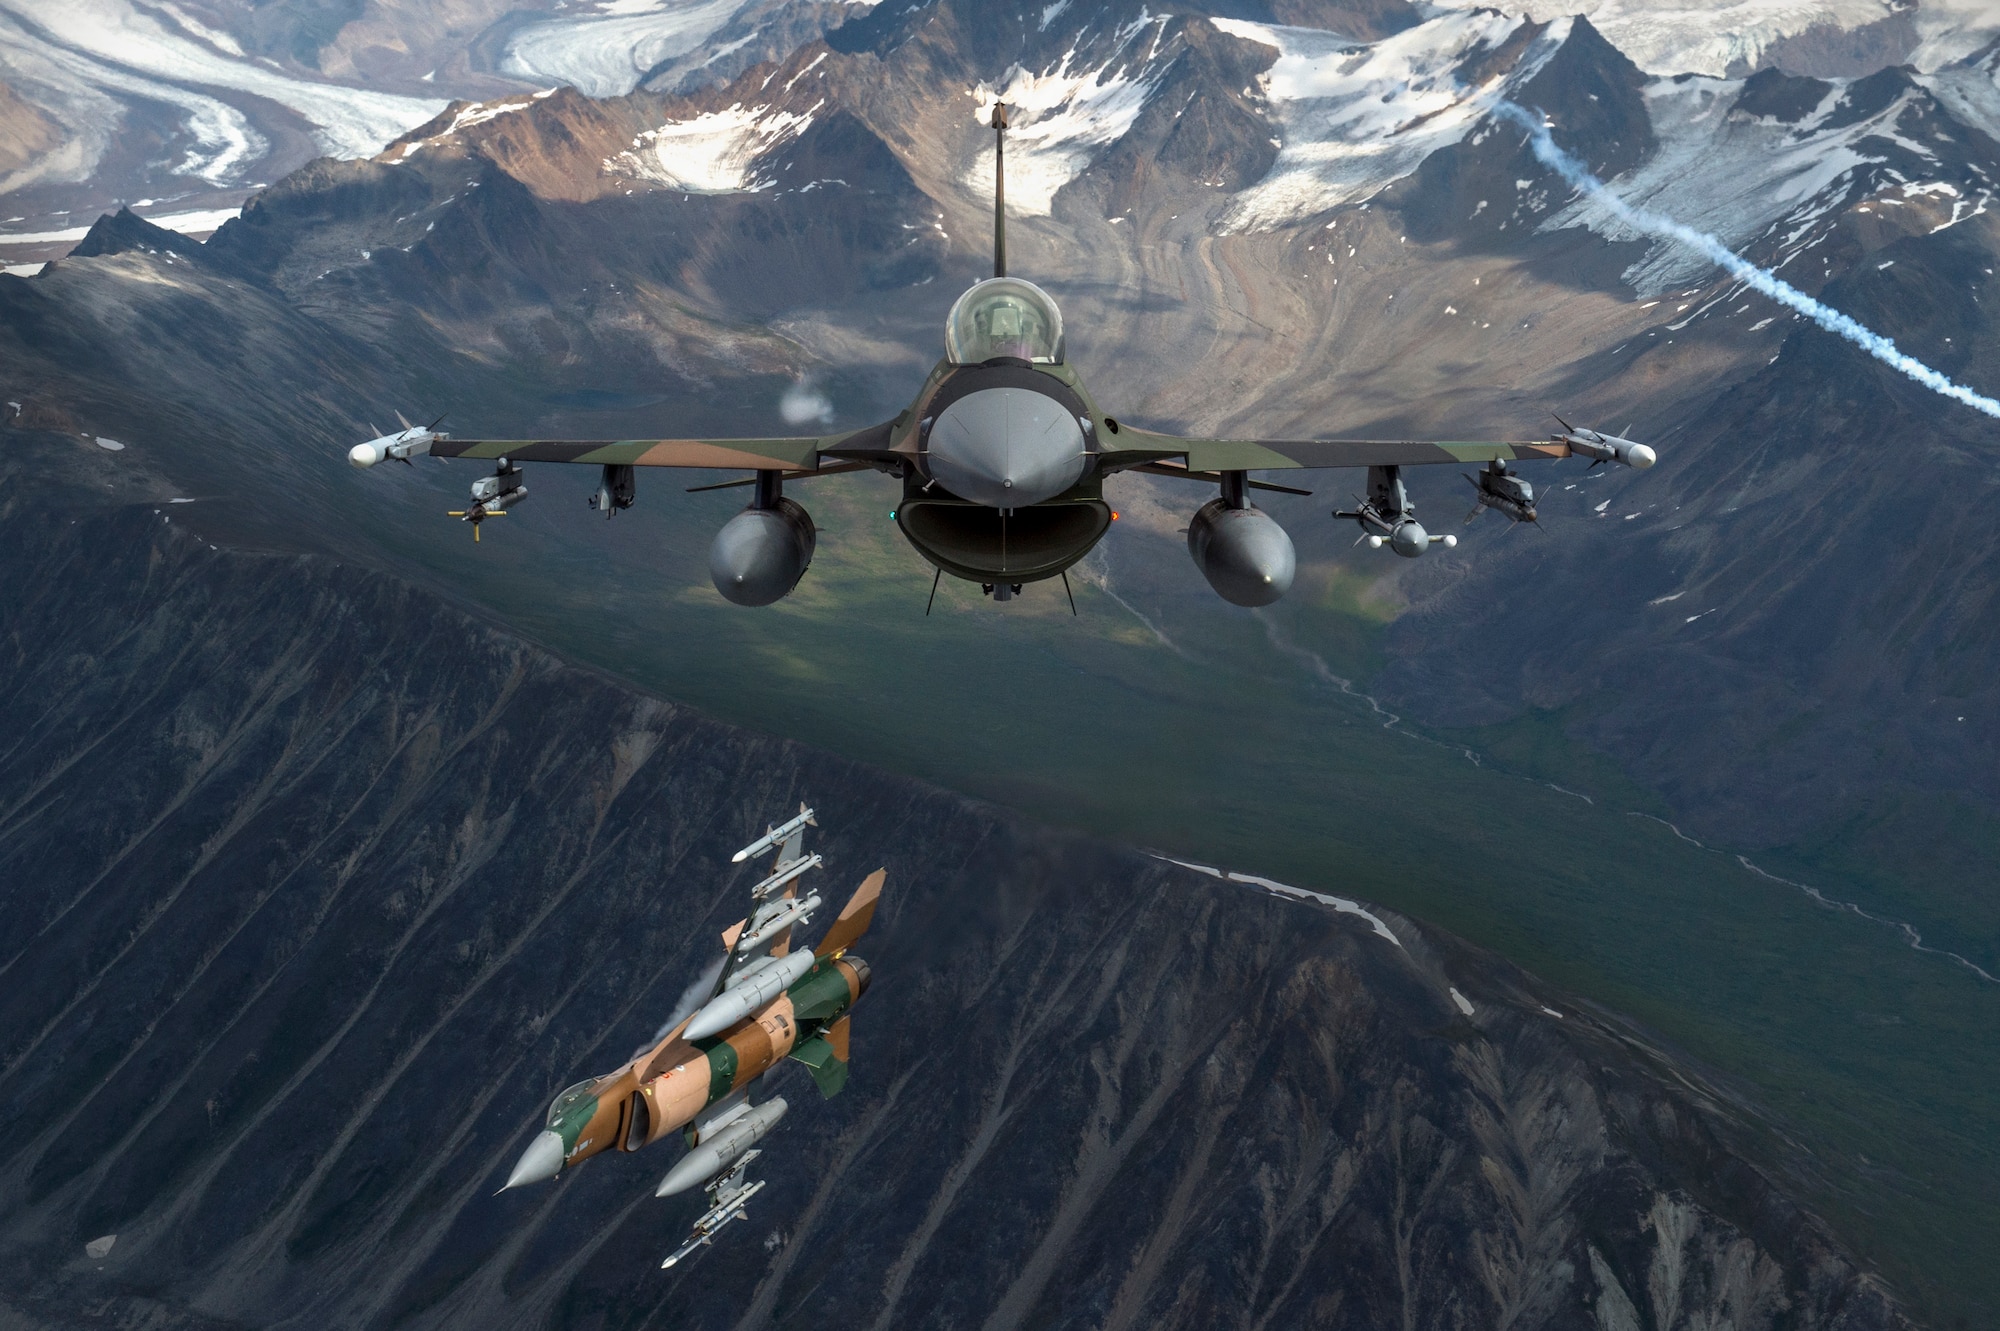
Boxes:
[646,1063,712,1141]
[896,497,1111,584]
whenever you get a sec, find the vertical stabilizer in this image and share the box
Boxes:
[991,103,1009,279]
[814,869,885,958]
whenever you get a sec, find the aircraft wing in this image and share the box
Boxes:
[426,422,898,471]
[1100,428,1575,473]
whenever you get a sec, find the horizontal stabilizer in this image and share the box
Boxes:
[814,869,885,958]
[788,1017,851,1099]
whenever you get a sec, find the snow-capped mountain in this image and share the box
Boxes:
[0,0,870,257]
[7,0,2000,261]
[350,0,2000,317]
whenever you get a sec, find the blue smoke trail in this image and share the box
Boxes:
[1493,100,2000,421]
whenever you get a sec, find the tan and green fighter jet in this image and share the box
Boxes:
[500,806,881,1267]
[348,105,1657,609]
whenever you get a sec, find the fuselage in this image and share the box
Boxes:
[532,952,869,1176]
[883,276,1125,588]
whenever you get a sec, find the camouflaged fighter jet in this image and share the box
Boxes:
[348,104,1657,609]
[501,806,881,1267]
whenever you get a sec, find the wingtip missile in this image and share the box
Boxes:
[1555,426,1656,469]
[349,422,443,469]
[731,805,817,863]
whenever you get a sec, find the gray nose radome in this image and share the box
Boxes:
[925,387,1087,508]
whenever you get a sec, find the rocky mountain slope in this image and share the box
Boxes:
[0,437,1908,1331]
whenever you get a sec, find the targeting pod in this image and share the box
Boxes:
[590,463,636,517]
[468,464,526,511]
[1464,459,1537,526]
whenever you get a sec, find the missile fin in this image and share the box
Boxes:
[814,870,885,958]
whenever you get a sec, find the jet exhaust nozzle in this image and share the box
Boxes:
[657,1098,789,1197]
[683,948,819,1040]
[503,1130,567,1190]
[710,498,816,606]
[1187,499,1296,606]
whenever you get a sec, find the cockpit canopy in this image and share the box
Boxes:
[546,1080,595,1129]
[945,277,1064,365]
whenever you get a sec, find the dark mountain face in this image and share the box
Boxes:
[0,448,1906,1331]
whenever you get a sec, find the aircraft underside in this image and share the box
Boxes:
[894,482,1111,588]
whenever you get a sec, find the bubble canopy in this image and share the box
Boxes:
[945,277,1065,365]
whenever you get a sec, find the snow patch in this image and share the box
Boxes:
[1428,0,1898,78]
[390,94,557,161]
[1213,13,1569,230]
[501,0,753,98]
[1541,73,1921,293]
[1159,856,1404,947]
[0,0,443,187]
[966,12,1173,216]
[611,102,815,192]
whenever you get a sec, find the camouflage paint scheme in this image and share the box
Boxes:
[543,869,881,1172]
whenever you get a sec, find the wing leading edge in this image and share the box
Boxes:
[1101,427,1575,473]
[415,417,901,471]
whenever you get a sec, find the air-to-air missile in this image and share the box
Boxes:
[500,804,883,1267]
[1551,420,1658,471]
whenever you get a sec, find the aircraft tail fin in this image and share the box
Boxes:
[814,869,884,958]
[991,103,1009,279]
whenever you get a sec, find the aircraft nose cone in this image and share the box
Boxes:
[924,387,1086,508]
[503,1131,566,1190]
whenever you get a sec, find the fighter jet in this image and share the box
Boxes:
[347,104,1657,607]
[501,806,882,1267]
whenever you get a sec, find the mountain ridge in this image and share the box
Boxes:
[0,442,1911,1331]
